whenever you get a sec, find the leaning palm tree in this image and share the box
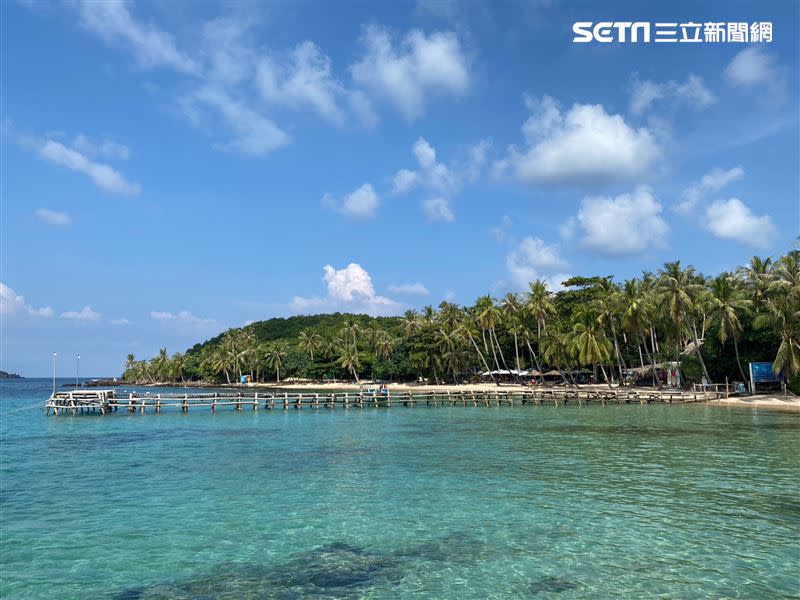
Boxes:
[709,273,751,384]
[501,293,524,373]
[265,342,288,383]
[338,344,361,382]
[591,278,627,385]
[540,324,574,386]
[456,319,497,385]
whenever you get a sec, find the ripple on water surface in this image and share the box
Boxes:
[1,380,799,598]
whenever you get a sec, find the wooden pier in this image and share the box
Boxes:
[45,387,724,416]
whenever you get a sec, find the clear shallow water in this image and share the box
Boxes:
[1,379,799,599]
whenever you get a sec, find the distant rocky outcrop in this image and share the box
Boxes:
[0,371,22,379]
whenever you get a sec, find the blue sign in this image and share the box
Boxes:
[750,362,781,383]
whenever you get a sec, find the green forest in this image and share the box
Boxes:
[122,250,800,392]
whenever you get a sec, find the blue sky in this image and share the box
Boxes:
[2,0,798,376]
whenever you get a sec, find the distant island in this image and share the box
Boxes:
[0,371,22,379]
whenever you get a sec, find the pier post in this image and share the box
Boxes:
[283,392,288,410]
[156,395,161,413]
[253,392,258,410]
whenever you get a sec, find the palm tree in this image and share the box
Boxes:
[338,344,361,382]
[567,306,613,386]
[738,256,774,309]
[265,342,288,383]
[540,324,574,386]
[207,346,232,384]
[171,352,187,384]
[658,261,711,384]
[592,278,627,385]
[339,319,361,352]
[526,280,555,338]
[456,319,497,385]
[709,274,751,384]
[298,329,322,362]
[754,295,800,387]
[477,297,506,371]
[153,348,169,382]
[501,293,524,373]
[621,279,659,387]
[125,353,136,373]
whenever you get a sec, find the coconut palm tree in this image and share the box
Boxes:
[171,352,187,384]
[709,273,752,384]
[754,294,800,386]
[298,329,322,362]
[338,344,361,382]
[456,319,497,384]
[658,261,711,384]
[153,348,169,382]
[125,353,136,373]
[621,279,659,387]
[591,278,627,384]
[540,324,574,386]
[265,342,288,383]
[567,306,613,386]
[738,255,774,309]
[501,293,524,373]
[526,280,556,338]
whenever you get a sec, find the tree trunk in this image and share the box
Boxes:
[513,332,520,371]
[492,328,510,371]
[731,330,748,387]
[691,320,712,383]
[639,332,660,388]
[608,316,626,386]
[524,338,545,385]
[469,334,497,385]
[599,363,612,387]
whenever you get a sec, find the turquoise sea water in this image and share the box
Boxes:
[1,379,799,599]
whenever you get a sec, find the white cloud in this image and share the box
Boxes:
[291,263,402,316]
[111,318,132,325]
[38,139,140,195]
[150,310,215,326]
[322,183,380,219]
[35,208,71,227]
[392,169,419,194]
[0,283,53,318]
[494,96,661,185]
[76,0,198,74]
[60,306,101,321]
[705,198,775,248]
[423,197,454,222]
[387,282,429,295]
[182,86,289,156]
[256,40,376,128]
[725,47,778,87]
[506,237,570,291]
[568,186,669,257]
[391,137,488,221]
[675,165,744,214]
[351,25,470,120]
[72,134,130,160]
[629,75,715,115]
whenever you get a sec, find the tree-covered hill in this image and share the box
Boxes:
[122,247,800,392]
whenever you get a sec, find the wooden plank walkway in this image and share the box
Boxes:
[45,388,723,416]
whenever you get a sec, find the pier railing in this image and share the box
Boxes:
[45,387,724,416]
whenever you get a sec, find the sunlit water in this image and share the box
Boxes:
[1,379,799,599]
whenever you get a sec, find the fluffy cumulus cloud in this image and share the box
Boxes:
[35,139,140,195]
[391,137,489,222]
[725,47,779,87]
[387,282,429,295]
[150,310,215,326]
[676,166,744,214]
[322,183,380,219]
[506,237,570,292]
[494,95,661,186]
[564,186,669,257]
[629,75,715,115]
[35,208,71,227]
[351,25,470,120]
[256,41,376,128]
[291,263,402,316]
[705,198,775,248]
[0,283,53,318]
[60,306,101,321]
